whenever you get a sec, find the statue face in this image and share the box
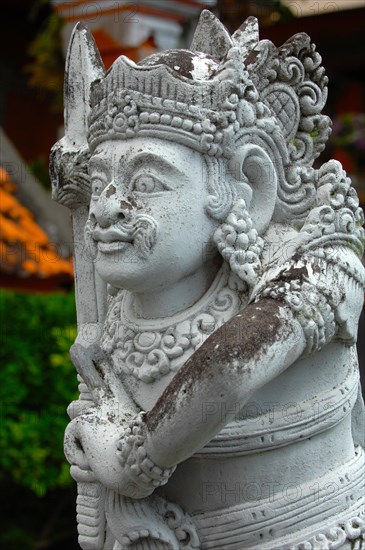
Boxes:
[87,137,221,292]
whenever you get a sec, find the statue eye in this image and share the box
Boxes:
[132,174,169,195]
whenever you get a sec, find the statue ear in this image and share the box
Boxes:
[229,145,277,234]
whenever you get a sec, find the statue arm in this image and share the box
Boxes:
[142,247,364,472]
[142,297,306,468]
[64,297,304,499]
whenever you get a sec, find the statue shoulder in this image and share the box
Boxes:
[255,160,365,354]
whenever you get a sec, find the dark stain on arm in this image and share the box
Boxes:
[146,298,285,431]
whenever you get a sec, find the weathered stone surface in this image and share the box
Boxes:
[50,10,365,549]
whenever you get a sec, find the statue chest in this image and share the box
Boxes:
[102,312,215,410]
[100,276,244,409]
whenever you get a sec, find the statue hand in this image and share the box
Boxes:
[64,401,134,493]
[64,406,175,499]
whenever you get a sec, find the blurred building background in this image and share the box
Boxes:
[0,1,364,548]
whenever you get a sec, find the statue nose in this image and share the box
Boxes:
[92,185,133,228]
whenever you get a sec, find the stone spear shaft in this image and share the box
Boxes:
[51,22,107,338]
[50,23,107,550]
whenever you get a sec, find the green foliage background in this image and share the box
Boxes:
[0,290,78,496]
[0,290,78,550]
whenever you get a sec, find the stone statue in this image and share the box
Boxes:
[50,11,365,550]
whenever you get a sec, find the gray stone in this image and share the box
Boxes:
[50,11,365,550]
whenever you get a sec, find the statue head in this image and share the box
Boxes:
[64,12,332,296]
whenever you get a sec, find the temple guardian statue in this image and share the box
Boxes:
[50,11,365,550]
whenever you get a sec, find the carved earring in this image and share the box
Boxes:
[214,199,264,292]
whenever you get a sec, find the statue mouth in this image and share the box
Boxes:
[92,227,133,254]
[97,241,131,254]
[93,227,133,242]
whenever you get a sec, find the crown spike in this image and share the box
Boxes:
[232,16,259,59]
[190,10,233,59]
[64,22,105,147]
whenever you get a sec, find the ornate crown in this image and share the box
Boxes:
[88,11,330,168]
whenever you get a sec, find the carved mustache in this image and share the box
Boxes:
[86,214,158,260]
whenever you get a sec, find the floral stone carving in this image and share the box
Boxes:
[50,11,365,550]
